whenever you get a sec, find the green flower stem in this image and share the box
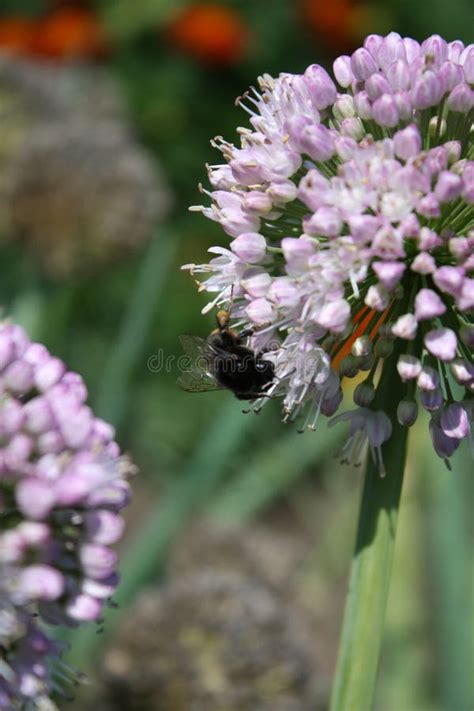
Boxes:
[330,349,409,711]
[423,443,473,710]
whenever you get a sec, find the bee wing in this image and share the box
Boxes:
[179,334,212,360]
[177,334,223,393]
[177,370,223,393]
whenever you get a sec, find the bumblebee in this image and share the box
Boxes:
[178,310,275,400]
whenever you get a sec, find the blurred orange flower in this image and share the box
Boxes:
[301,0,359,53]
[32,7,107,59]
[0,17,37,55]
[166,4,249,66]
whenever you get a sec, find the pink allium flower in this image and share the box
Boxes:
[0,322,133,707]
[183,33,473,469]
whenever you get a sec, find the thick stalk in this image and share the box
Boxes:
[330,349,409,711]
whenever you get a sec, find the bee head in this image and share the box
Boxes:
[216,310,230,330]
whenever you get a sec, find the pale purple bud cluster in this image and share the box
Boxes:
[0,322,132,706]
[335,34,473,129]
[183,33,473,470]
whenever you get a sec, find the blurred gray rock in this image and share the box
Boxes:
[0,55,171,278]
[168,520,346,689]
[94,572,315,711]
[170,520,308,594]
[71,518,340,710]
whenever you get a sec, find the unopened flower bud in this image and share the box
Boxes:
[372,94,400,127]
[417,228,441,251]
[424,328,458,361]
[429,115,446,139]
[3,361,35,394]
[460,324,474,348]
[18,565,64,602]
[245,297,276,325]
[450,359,473,385]
[354,91,372,119]
[417,365,440,391]
[417,193,441,219]
[351,335,372,358]
[444,140,462,164]
[335,136,358,161]
[243,191,273,215]
[317,299,350,333]
[366,72,392,100]
[420,388,443,411]
[230,232,267,263]
[430,418,460,458]
[434,171,463,202]
[449,236,469,259]
[298,123,335,162]
[378,324,396,339]
[386,59,411,91]
[397,355,422,381]
[440,403,470,439]
[393,124,421,159]
[333,94,356,120]
[411,252,436,274]
[340,118,365,141]
[303,64,337,110]
[354,382,375,406]
[267,180,298,203]
[356,354,375,371]
[462,45,474,83]
[339,355,359,378]
[411,71,443,109]
[333,55,353,87]
[433,265,463,296]
[305,207,342,238]
[448,40,464,63]
[414,288,446,320]
[447,83,473,112]
[397,399,419,426]
[241,271,272,297]
[351,47,378,81]
[451,158,467,176]
[365,283,390,311]
[392,313,418,340]
[394,91,412,120]
[374,338,394,358]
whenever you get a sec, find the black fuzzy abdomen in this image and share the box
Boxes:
[213,351,274,400]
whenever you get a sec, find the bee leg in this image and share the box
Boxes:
[257,344,279,356]
[239,327,255,339]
